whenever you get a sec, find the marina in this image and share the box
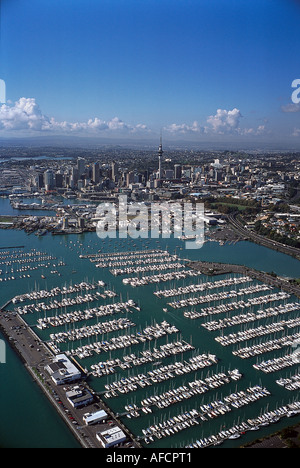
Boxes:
[0,224,300,449]
[140,385,271,443]
[36,299,137,330]
[102,353,219,398]
[185,401,300,448]
[53,320,180,358]
[153,275,254,298]
[253,353,300,374]
[90,340,195,378]
[276,374,300,391]
[232,332,300,359]
[0,248,65,282]
[167,284,272,309]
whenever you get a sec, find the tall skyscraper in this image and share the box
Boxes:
[55,171,64,188]
[111,161,118,182]
[126,171,135,186]
[158,135,164,180]
[72,167,79,185]
[44,169,54,190]
[77,158,86,177]
[92,162,100,184]
[174,164,182,180]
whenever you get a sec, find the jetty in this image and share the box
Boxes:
[186,261,300,299]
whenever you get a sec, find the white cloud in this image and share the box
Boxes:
[0,99,272,140]
[206,108,242,134]
[0,97,49,131]
[0,98,149,135]
[164,108,243,137]
[164,121,203,135]
[164,109,271,139]
[238,125,269,136]
[281,103,300,113]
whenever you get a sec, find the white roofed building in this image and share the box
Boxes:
[96,426,127,448]
[83,410,108,426]
[45,354,81,385]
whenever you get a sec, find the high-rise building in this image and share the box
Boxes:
[55,172,64,188]
[92,162,100,184]
[72,167,79,185]
[111,161,118,182]
[174,164,182,179]
[126,171,135,186]
[44,170,54,190]
[77,158,86,177]
[36,173,44,189]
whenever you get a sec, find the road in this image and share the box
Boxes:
[227,214,300,261]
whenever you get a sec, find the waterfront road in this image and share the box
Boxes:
[227,214,300,261]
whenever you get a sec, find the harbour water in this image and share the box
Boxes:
[0,198,300,449]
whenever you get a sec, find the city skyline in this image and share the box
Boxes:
[1,0,300,148]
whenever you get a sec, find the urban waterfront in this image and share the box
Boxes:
[2,0,300,452]
[0,195,299,449]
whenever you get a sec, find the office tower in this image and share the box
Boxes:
[55,172,63,188]
[215,170,222,182]
[44,169,54,191]
[174,164,182,179]
[126,171,135,186]
[92,162,100,184]
[36,173,44,189]
[62,218,69,230]
[77,158,86,177]
[111,161,118,182]
[72,167,79,185]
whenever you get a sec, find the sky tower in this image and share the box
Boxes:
[158,134,164,179]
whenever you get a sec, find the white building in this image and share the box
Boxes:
[45,354,81,385]
[96,426,127,448]
[83,410,108,426]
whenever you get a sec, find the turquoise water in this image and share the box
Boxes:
[0,198,300,448]
[0,329,81,448]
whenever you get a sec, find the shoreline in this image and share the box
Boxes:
[227,214,300,261]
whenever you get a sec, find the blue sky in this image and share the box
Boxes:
[1,0,300,147]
